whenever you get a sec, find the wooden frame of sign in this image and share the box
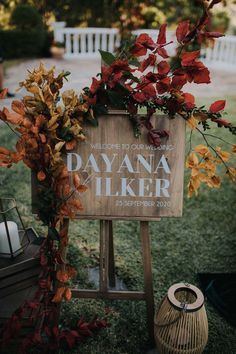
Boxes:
[32,110,185,342]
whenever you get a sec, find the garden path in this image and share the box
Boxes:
[1,57,236,112]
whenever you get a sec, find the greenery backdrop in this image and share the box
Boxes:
[0,96,235,353]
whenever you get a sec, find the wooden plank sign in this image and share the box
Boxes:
[67,112,186,220]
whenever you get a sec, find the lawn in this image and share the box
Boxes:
[0,96,235,354]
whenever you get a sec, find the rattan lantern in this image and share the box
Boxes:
[154,283,208,354]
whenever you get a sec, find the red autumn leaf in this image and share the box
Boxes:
[181,50,200,66]
[182,92,195,109]
[156,77,170,94]
[133,92,146,103]
[192,66,210,84]
[176,21,190,43]
[11,100,25,115]
[211,118,230,127]
[156,46,169,58]
[204,31,224,38]
[130,33,155,57]
[139,54,156,72]
[90,78,101,95]
[137,33,155,48]
[148,129,169,147]
[37,170,46,181]
[111,59,131,72]
[101,65,112,82]
[171,73,187,89]
[157,24,167,45]
[142,83,156,98]
[130,42,147,57]
[157,61,170,76]
[209,100,226,113]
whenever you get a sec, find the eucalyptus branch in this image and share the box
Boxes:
[201,132,234,146]
[188,129,193,154]
[196,127,229,170]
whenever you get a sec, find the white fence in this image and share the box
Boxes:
[52,22,236,71]
[201,35,236,71]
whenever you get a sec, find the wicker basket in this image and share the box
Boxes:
[154,283,208,354]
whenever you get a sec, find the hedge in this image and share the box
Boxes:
[0,30,52,59]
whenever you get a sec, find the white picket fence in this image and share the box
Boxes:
[52,22,236,71]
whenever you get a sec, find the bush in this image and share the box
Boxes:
[10,4,43,30]
[0,29,47,59]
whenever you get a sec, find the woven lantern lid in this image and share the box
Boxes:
[167,283,205,312]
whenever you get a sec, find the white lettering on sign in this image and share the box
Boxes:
[67,151,171,198]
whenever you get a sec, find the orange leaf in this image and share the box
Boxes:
[39,133,47,143]
[226,167,236,182]
[37,170,46,181]
[56,270,69,283]
[0,88,8,99]
[52,287,65,303]
[194,144,209,156]
[11,100,25,115]
[31,126,39,135]
[77,185,87,193]
[0,147,11,155]
[23,118,32,129]
[67,265,77,278]
[186,116,197,129]
[66,139,77,151]
[35,114,46,128]
[73,172,81,190]
[3,107,23,125]
[69,199,83,211]
[64,287,72,301]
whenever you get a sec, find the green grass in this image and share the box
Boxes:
[0,97,236,354]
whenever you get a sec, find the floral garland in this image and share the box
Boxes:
[0,68,108,352]
[0,0,235,351]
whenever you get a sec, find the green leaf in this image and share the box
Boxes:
[99,50,116,65]
[129,58,140,67]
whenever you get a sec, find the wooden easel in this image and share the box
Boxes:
[62,218,155,342]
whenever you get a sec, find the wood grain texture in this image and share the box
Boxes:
[67,113,185,220]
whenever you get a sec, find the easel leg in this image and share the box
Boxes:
[108,220,116,288]
[140,221,155,344]
[99,220,107,293]
[99,220,116,292]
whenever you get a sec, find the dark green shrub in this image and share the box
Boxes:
[0,29,47,59]
[10,4,43,30]
[41,31,54,57]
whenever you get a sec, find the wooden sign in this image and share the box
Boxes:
[67,112,186,220]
